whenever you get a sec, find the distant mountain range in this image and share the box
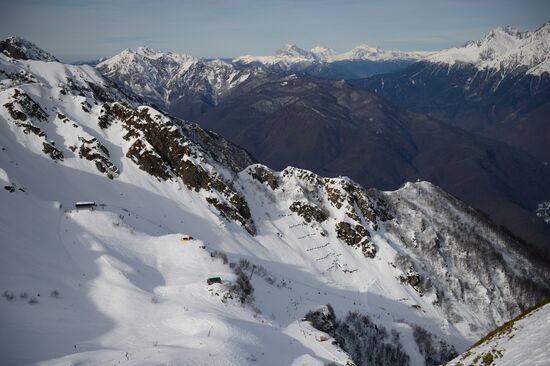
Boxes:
[236,43,430,65]
[198,74,550,254]
[233,43,431,78]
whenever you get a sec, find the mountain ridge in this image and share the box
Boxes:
[426,22,550,75]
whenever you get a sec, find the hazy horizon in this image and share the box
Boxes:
[0,0,549,62]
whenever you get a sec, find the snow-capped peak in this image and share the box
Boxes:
[427,23,550,75]
[275,43,314,58]
[100,47,199,69]
[0,36,58,62]
[96,47,254,117]
[309,45,336,60]
[334,44,380,59]
[132,46,174,59]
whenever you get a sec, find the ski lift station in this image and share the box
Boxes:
[75,202,97,210]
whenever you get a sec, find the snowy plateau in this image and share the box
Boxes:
[1,37,550,366]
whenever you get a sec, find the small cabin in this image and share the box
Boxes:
[207,277,222,285]
[75,201,97,210]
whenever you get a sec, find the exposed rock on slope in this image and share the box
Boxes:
[381,182,550,327]
[76,137,118,179]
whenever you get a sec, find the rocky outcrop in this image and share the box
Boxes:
[335,222,367,246]
[109,103,256,234]
[42,141,63,161]
[77,137,119,179]
[249,165,279,190]
[336,221,376,259]
[3,89,48,122]
[289,201,327,223]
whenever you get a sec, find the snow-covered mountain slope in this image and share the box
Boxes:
[1,41,549,366]
[234,44,320,70]
[353,22,550,164]
[447,300,550,366]
[427,23,550,75]
[96,47,256,121]
[236,23,550,76]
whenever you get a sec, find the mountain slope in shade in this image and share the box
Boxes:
[1,40,550,366]
[351,22,550,163]
[96,43,430,123]
[447,300,550,366]
[198,75,550,254]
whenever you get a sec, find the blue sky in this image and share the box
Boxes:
[1,0,548,62]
